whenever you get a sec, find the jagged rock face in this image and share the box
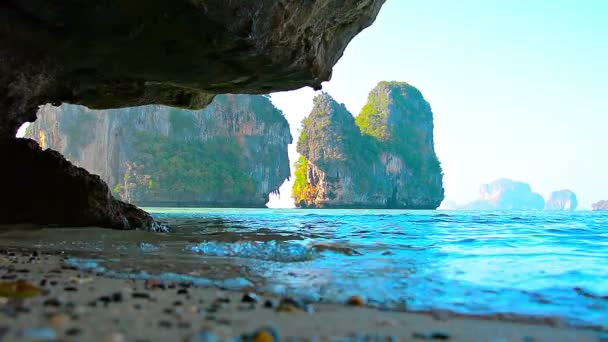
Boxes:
[545,190,578,211]
[592,200,608,211]
[0,139,164,231]
[463,179,545,210]
[27,95,291,207]
[293,82,444,209]
[1,0,385,138]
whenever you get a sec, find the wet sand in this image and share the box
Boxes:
[0,248,604,342]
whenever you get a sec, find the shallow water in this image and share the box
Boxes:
[1,209,607,326]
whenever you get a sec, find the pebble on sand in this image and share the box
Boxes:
[346,296,365,306]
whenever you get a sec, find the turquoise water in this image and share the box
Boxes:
[152,209,608,327]
[3,209,608,327]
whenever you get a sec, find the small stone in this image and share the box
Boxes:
[158,320,172,328]
[43,298,62,307]
[66,328,82,336]
[177,289,188,295]
[64,286,78,292]
[112,292,123,302]
[251,327,281,342]
[132,292,151,299]
[173,301,183,306]
[241,292,260,303]
[276,303,298,312]
[264,299,278,309]
[346,296,365,306]
[47,313,70,328]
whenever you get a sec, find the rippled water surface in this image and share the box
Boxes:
[1,209,607,326]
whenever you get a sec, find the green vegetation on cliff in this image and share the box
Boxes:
[292,155,309,204]
[293,81,444,209]
[27,95,292,207]
[130,132,256,201]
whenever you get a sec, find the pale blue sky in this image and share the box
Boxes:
[268,0,608,209]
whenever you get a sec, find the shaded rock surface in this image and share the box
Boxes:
[0,139,163,230]
[592,200,608,211]
[0,0,385,228]
[293,81,444,209]
[26,95,291,207]
[462,179,545,210]
[1,0,385,138]
[545,190,578,211]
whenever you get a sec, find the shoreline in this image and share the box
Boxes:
[0,247,604,341]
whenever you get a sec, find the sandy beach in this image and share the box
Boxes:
[0,248,603,342]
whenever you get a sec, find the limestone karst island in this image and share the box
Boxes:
[293,82,444,209]
[1,0,606,341]
[27,95,291,208]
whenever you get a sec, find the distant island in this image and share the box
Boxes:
[27,95,292,207]
[545,190,578,211]
[592,200,608,211]
[459,179,545,210]
[292,81,444,209]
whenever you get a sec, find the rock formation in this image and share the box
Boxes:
[545,190,578,211]
[0,0,385,229]
[27,95,291,207]
[462,179,545,210]
[293,81,444,209]
[592,200,608,211]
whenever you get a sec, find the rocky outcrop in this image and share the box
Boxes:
[545,190,578,211]
[0,139,164,231]
[592,200,608,211]
[293,81,444,209]
[27,95,291,207]
[462,179,545,210]
[0,0,385,228]
[1,0,385,138]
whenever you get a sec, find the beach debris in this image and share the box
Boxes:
[47,312,70,328]
[69,276,93,284]
[412,331,451,340]
[241,327,281,342]
[132,292,152,299]
[0,280,42,299]
[145,278,166,290]
[242,292,260,303]
[66,328,82,336]
[346,296,365,306]
[276,297,306,312]
[311,243,362,256]
[574,287,608,299]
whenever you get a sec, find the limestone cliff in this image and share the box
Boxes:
[545,190,578,211]
[592,200,608,211]
[293,82,444,209]
[462,179,545,210]
[27,95,291,207]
